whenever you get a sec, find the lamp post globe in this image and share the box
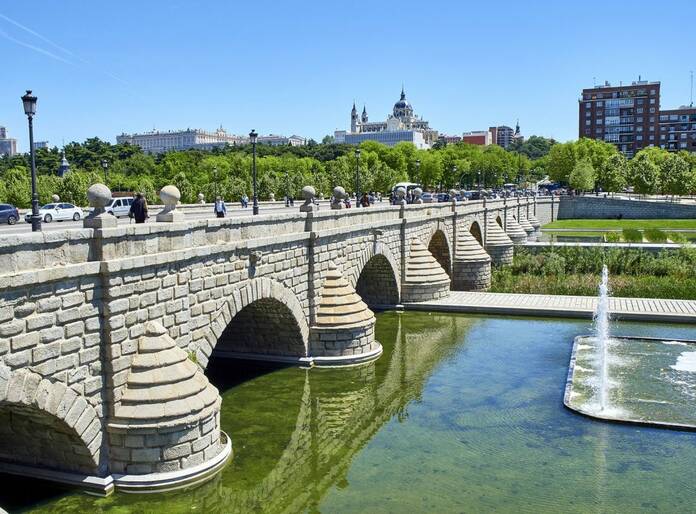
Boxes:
[21,90,40,232]
[354,148,361,208]
[249,129,258,215]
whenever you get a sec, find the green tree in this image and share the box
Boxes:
[569,158,594,191]
[660,153,692,197]
[597,153,628,192]
[546,142,576,183]
[629,151,661,195]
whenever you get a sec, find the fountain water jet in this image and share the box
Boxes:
[594,265,610,411]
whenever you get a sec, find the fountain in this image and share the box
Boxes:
[565,267,696,429]
[594,265,610,412]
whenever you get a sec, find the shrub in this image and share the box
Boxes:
[604,232,621,243]
[644,228,668,243]
[669,232,689,244]
[540,253,566,276]
[622,228,643,243]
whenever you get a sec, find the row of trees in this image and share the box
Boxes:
[544,138,696,195]
[1,135,695,208]
[0,138,541,207]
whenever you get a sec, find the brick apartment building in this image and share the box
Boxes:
[579,79,696,156]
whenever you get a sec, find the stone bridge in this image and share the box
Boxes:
[0,192,555,494]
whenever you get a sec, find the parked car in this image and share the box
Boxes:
[0,204,19,225]
[25,203,83,223]
[105,197,134,218]
[421,192,436,203]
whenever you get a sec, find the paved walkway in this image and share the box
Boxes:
[402,291,696,323]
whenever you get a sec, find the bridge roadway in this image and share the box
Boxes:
[403,291,696,323]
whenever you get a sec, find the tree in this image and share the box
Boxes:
[507,135,556,159]
[546,142,576,183]
[569,158,594,191]
[628,151,660,195]
[660,153,693,197]
[597,153,628,192]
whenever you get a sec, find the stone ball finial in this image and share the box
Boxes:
[87,183,112,209]
[333,186,347,199]
[197,193,205,204]
[159,185,181,207]
[413,187,423,197]
[269,192,275,202]
[302,185,316,200]
[300,185,317,212]
[395,186,406,199]
[51,194,60,203]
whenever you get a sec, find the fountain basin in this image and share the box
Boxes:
[565,335,696,430]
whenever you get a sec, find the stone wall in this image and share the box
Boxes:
[558,196,696,220]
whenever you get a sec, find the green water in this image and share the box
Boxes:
[4,312,696,513]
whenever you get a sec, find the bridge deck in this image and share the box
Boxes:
[402,291,696,323]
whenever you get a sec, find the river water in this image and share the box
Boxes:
[4,312,696,513]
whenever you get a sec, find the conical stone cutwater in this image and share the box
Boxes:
[504,215,528,244]
[401,238,451,302]
[452,225,491,291]
[107,321,228,476]
[310,261,381,364]
[516,212,536,235]
[484,218,514,266]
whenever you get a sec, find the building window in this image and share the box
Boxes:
[650,89,656,95]
[636,108,644,114]
[649,117,655,122]
[649,126,654,131]
[597,119,603,125]
[585,102,591,108]
[585,120,591,126]
[650,108,656,113]
[661,135,666,140]
[636,135,643,141]
[649,135,655,141]
[586,111,591,117]
[650,98,656,104]
[680,142,687,148]
[596,101,603,107]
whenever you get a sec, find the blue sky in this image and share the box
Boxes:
[1,0,695,151]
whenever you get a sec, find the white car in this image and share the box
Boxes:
[105,197,134,218]
[25,203,83,223]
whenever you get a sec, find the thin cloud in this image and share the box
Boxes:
[0,12,77,57]
[0,28,74,65]
[0,11,132,88]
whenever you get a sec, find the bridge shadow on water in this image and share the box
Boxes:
[0,311,478,513]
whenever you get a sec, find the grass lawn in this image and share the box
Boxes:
[544,219,696,230]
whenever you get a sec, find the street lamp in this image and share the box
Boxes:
[285,170,290,207]
[451,165,457,193]
[101,159,109,185]
[249,129,258,215]
[213,167,218,197]
[415,159,421,178]
[477,171,482,191]
[21,90,40,232]
[354,148,361,208]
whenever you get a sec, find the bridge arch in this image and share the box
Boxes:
[200,277,310,366]
[349,242,400,307]
[0,367,102,475]
[427,229,452,277]
[469,220,483,245]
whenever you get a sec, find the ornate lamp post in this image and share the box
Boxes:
[451,165,457,195]
[477,171,482,192]
[21,90,40,232]
[415,159,421,179]
[354,148,361,208]
[249,129,258,215]
[101,159,109,185]
[213,167,218,198]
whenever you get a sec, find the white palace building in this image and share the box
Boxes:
[334,88,439,149]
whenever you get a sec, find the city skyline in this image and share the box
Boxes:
[1,0,695,152]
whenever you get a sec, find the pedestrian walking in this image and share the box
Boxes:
[214,196,227,218]
[129,192,148,224]
[360,192,370,207]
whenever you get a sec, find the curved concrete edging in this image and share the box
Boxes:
[113,431,232,494]
[211,342,383,368]
[564,335,696,432]
[0,462,114,495]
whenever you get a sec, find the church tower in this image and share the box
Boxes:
[351,102,358,133]
[57,149,70,177]
[361,105,368,123]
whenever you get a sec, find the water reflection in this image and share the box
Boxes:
[14,312,476,513]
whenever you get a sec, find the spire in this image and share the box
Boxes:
[351,100,357,114]
[362,104,367,114]
[515,119,520,135]
[400,84,406,100]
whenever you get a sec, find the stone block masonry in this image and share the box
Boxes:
[0,195,548,492]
